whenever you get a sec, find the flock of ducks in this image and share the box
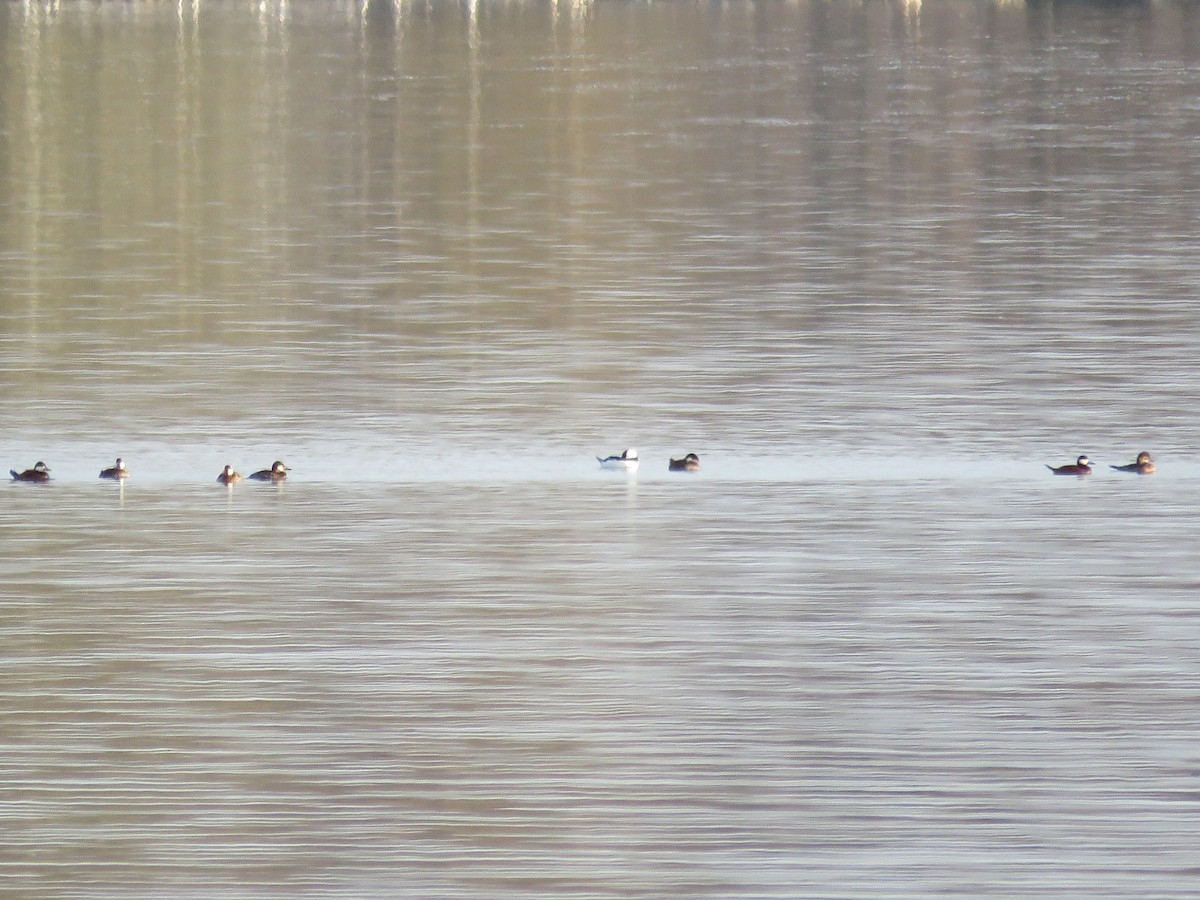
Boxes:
[597,449,701,472]
[598,449,1159,478]
[8,458,290,483]
[602,449,1158,478]
[1047,451,1156,476]
[6,450,1155,482]
[8,452,689,482]
[217,461,289,484]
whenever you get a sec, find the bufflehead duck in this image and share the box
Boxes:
[249,460,289,482]
[668,453,701,472]
[1110,451,1155,475]
[217,464,244,485]
[1046,455,1092,476]
[100,458,129,479]
[597,448,639,471]
[10,461,51,482]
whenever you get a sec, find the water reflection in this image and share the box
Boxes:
[0,37,1185,431]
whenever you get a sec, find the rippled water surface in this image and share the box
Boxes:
[3,0,1200,896]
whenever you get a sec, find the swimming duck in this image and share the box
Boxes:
[10,461,51,482]
[668,453,701,472]
[249,460,288,482]
[597,448,639,471]
[217,464,244,485]
[1110,451,1155,475]
[1046,455,1092,476]
[99,458,129,480]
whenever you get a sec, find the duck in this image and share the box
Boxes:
[668,453,701,472]
[249,460,289,482]
[217,464,244,485]
[1110,451,1155,475]
[1046,455,1092,476]
[10,461,51,482]
[99,458,129,480]
[597,448,639,471]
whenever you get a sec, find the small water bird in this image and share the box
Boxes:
[217,464,244,485]
[1046,455,1092,476]
[597,448,639,471]
[1110,451,1155,475]
[99,458,129,479]
[668,453,701,472]
[249,460,289,482]
[10,461,51,482]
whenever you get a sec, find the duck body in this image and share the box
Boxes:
[249,460,289,482]
[11,461,51,482]
[100,458,129,480]
[1110,452,1155,475]
[1046,455,1092,476]
[668,453,701,472]
[597,448,639,471]
[217,464,244,485]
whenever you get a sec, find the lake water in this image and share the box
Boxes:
[3,0,1200,896]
